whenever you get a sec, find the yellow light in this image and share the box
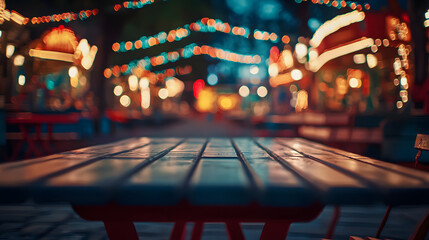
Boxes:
[158,88,168,99]
[309,38,374,72]
[393,78,399,86]
[141,87,150,109]
[70,77,79,88]
[295,43,308,59]
[310,10,365,47]
[196,88,217,112]
[349,77,361,88]
[18,75,26,86]
[113,85,123,96]
[79,76,87,86]
[139,77,149,89]
[291,69,303,81]
[77,39,90,55]
[120,95,131,107]
[239,85,250,97]
[128,75,138,91]
[366,54,377,68]
[396,101,403,109]
[29,49,74,62]
[68,66,78,78]
[257,86,268,97]
[308,48,318,61]
[268,63,279,77]
[13,55,25,66]
[295,90,308,112]
[281,49,294,69]
[250,65,259,74]
[165,77,185,97]
[6,45,15,58]
[353,54,366,64]
[400,77,407,86]
[218,96,234,111]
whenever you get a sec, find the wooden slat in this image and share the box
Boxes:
[188,139,252,205]
[32,139,184,204]
[232,138,318,206]
[0,137,152,203]
[292,138,429,183]
[255,138,374,205]
[275,138,429,205]
[116,138,207,205]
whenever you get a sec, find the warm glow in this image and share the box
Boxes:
[295,43,308,59]
[158,88,168,99]
[18,75,26,86]
[68,66,78,78]
[218,96,234,111]
[128,75,139,91]
[257,86,268,97]
[353,54,366,64]
[139,77,149,89]
[310,10,365,48]
[349,77,362,88]
[366,54,378,68]
[295,90,308,112]
[141,87,150,109]
[196,89,217,112]
[309,38,374,72]
[120,95,131,107]
[6,45,15,58]
[29,49,74,62]
[268,63,279,77]
[291,69,303,81]
[250,65,259,75]
[238,85,250,97]
[114,85,123,96]
[165,77,185,97]
[281,49,294,69]
[13,55,25,66]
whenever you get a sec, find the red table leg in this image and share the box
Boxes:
[326,206,340,239]
[170,221,187,240]
[104,221,138,240]
[225,221,245,240]
[191,222,204,240]
[20,124,41,158]
[260,221,290,240]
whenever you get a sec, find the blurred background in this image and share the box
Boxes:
[1,0,429,164]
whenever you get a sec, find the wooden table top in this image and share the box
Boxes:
[1,137,428,207]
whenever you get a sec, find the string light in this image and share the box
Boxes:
[25,9,98,25]
[112,17,282,53]
[114,0,163,12]
[105,44,262,78]
[295,0,370,12]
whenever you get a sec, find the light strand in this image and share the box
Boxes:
[112,17,283,53]
[295,0,370,12]
[104,43,262,78]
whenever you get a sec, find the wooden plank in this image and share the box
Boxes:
[232,138,318,206]
[0,137,153,203]
[292,138,429,183]
[32,139,184,204]
[188,139,253,205]
[276,138,429,205]
[116,139,207,205]
[256,138,374,205]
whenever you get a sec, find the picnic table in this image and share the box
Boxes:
[0,137,429,240]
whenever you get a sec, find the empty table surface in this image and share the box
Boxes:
[1,137,428,206]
